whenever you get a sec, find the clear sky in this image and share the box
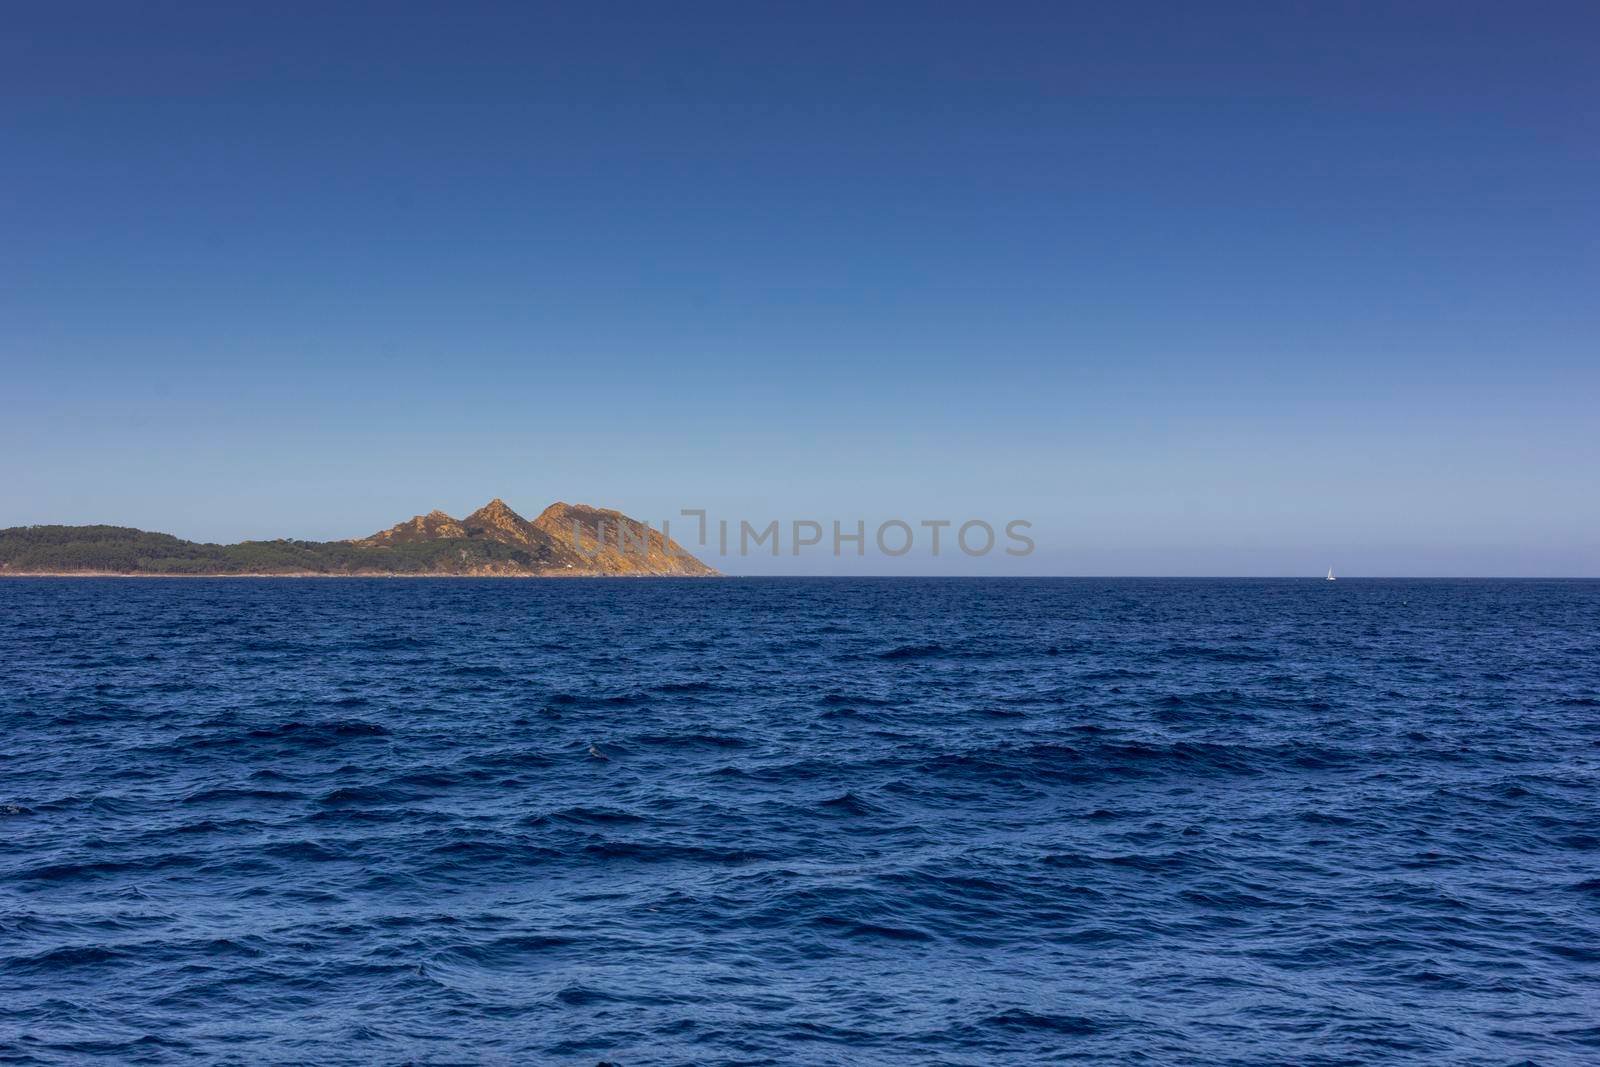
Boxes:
[4,2,1596,575]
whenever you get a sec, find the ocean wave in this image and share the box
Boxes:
[3,576,1596,1064]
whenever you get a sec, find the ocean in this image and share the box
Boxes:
[2,577,1597,1065]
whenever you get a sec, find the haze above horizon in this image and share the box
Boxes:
[4,3,1596,575]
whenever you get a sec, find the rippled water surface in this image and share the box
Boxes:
[2,578,1598,1065]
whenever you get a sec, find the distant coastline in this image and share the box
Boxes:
[0,499,719,578]
[0,571,719,579]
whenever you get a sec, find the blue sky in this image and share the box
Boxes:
[4,2,1596,574]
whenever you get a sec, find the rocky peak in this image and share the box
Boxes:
[463,498,537,545]
[351,508,465,546]
[467,498,520,522]
[534,501,621,527]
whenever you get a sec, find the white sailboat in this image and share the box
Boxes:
[1326,567,1336,581]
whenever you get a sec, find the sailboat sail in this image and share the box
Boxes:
[1326,567,1336,581]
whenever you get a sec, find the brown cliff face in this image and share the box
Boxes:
[534,502,717,576]
[350,499,717,576]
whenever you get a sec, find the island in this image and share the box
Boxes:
[0,499,719,577]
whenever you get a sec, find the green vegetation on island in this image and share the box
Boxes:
[0,524,553,575]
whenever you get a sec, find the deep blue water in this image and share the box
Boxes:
[2,578,1598,1065]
